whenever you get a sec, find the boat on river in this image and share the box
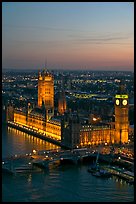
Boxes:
[92,169,111,177]
[88,152,111,178]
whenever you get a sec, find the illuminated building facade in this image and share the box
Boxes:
[61,113,115,148]
[80,124,114,146]
[6,69,129,148]
[12,107,62,141]
[7,68,61,142]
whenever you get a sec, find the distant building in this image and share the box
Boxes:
[58,89,67,115]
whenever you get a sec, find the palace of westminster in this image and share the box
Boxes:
[6,68,129,148]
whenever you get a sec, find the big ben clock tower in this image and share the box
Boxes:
[114,83,129,144]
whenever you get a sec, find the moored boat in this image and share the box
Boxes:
[92,171,101,177]
[99,169,111,177]
[88,151,111,178]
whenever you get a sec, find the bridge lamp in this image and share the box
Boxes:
[33,149,36,154]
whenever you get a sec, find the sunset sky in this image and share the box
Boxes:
[2,2,134,71]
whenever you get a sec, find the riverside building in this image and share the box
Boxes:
[6,68,129,149]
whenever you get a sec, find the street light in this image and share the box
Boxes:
[33,149,36,154]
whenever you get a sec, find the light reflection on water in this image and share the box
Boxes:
[2,126,60,157]
[2,125,134,202]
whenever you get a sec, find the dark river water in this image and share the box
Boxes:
[2,125,134,202]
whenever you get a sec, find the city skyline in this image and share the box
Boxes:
[2,2,134,71]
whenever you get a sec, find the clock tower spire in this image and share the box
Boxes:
[114,81,129,144]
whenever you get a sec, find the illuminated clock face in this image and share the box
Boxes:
[116,99,120,105]
[122,99,127,106]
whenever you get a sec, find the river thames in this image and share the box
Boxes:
[2,125,134,202]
